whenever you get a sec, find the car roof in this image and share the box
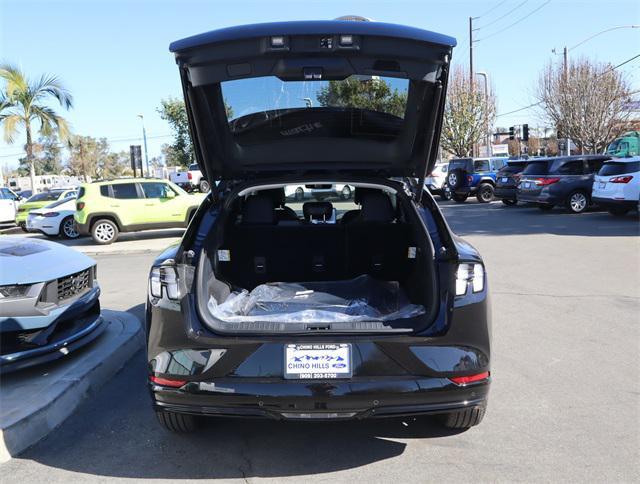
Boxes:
[170,20,457,52]
[91,178,167,185]
[603,156,640,162]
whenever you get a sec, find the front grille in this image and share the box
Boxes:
[57,268,92,302]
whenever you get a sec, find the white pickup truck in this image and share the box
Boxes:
[169,163,210,192]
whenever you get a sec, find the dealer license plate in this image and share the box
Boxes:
[284,343,352,379]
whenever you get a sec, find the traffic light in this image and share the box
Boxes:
[509,127,515,140]
[522,124,529,141]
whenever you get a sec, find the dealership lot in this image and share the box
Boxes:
[1,201,638,482]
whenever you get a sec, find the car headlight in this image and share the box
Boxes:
[149,264,179,300]
[0,284,32,299]
[455,263,484,296]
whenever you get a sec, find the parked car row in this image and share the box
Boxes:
[427,155,639,216]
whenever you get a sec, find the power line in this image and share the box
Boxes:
[476,0,551,42]
[496,53,640,118]
[474,0,509,20]
[474,0,528,31]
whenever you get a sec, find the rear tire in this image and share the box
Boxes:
[91,219,119,245]
[295,187,304,201]
[476,183,495,203]
[441,405,486,429]
[60,216,80,239]
[501,199,517,206]
[452,193,469,203]
[566,191,589,214]
[199,180,210,192]
[440,185,452,201]
[19,222,28,232]
[341,185,352,200]
[155,410,197,433]
[608,207,629,216]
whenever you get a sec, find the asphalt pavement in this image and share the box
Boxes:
[1,201,638,482]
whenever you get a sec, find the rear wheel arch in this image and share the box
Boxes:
[88,213,123,231]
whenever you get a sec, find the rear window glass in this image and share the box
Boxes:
[522,161,550,175]
[499,164,525,175]
[27,191,63,202]
[188,164,199,171]
[599,161,640,176]
[448,159,473,171]
[44,198,72,209]
[111,183,139,199]
[221,75,409,145]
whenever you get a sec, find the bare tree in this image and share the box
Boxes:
[536,58,634,154]
[440,66,496,158]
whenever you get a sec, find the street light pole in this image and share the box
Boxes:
[476,72,491,157]
[137,114,150,177]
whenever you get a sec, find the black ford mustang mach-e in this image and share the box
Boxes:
[146,20,491,432]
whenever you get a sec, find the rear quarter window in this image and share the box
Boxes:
[99,186,110,197]
[599,161,640,176]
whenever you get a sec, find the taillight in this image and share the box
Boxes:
[77,202,85,210]
[187,172,192,180]
[42,212,59,218]
[513,173,521,181]
[449,371,490,386]
[610,175,633,184]
[534,177,560,186]
[467,175,473,183]
[149,375,187,388]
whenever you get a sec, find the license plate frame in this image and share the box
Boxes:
[284,343,352,380]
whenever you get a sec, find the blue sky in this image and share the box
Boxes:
[1,0,639,169]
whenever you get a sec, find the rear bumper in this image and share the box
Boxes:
[516,191,560,205]
[76,220,91,235]
[592,197,637,210]
[151,377,490,420]
[494,187,517,200]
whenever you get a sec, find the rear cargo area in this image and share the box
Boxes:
[200,184,436,330]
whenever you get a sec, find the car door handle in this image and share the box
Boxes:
[145,203,155,206]
[110,205,120,208]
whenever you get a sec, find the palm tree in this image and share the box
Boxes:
[0,64,73,191]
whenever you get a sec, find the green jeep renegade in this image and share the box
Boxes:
[75,178,205,244]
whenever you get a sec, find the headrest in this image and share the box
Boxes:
[261,188,286,207]
[242,195,276,224]
[354,187,377,205]
[359,191,395,223]
[303,201,333,221]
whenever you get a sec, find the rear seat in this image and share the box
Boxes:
[221,190,413,288]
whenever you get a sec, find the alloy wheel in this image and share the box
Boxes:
[62,217,79,238]
[569,192,587,213]
[94,223,115,242]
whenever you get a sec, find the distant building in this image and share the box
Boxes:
[7,174,87,193]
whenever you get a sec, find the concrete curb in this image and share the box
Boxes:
[0,310,144,463]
